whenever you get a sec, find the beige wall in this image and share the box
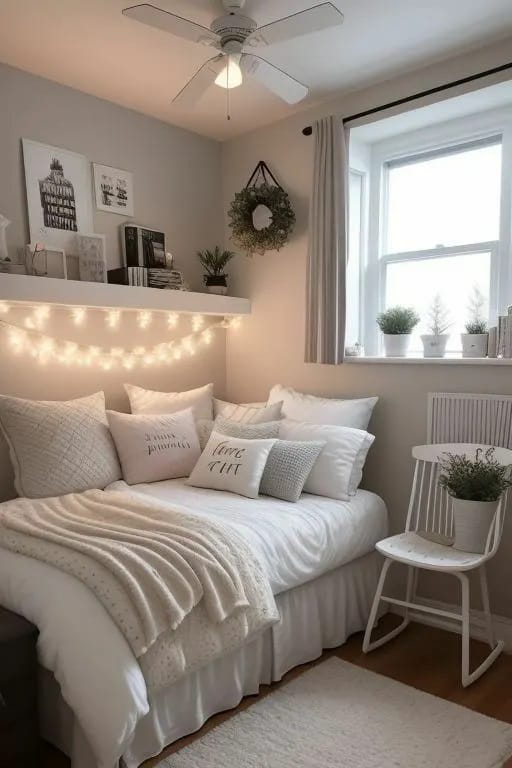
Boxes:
[0,63,226,500]
[222,38,512,617]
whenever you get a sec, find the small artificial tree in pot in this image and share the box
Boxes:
[376,306,420,357]
[461,286,488,358]
[438,447,512,553]
[421,294,452,358]
[197,246,236,295]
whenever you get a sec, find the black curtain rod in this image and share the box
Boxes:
[302,61,512,136]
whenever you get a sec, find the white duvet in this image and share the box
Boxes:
[0,482,387,768]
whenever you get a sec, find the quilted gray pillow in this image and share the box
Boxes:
[260,440,325,502]
[214,416,280,440]
[0,392,122,498]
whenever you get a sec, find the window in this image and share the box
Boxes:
[349,104,512,357]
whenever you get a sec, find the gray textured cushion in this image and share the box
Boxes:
[0,392,121,498]
[260,440,325,502]
[214,417,280,440]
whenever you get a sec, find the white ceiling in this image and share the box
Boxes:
[1,0,512,141]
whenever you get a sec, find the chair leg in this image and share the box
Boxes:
[457,571,504,688]
[363,560,413,653]
[479,565,496,648]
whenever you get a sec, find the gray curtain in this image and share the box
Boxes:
[305,116,349,364]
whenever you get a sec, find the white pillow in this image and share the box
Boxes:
[187,431,276,499]
[268,385,377,430]
[107,408,201,485]
[125,382,214,421]
[278,419,375,501]
[213,398,283,424]
[0,392,121,498]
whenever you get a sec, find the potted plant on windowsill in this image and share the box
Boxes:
[439,447,512,553]
[376,306,420,357]
[421,294,452,358]
[197,246,236,295]
[461,286,488,358]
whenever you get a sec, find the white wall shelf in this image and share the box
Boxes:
[0,273,250,316]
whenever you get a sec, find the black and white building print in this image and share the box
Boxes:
[38,158,78,231]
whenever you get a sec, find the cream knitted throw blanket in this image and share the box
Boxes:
[0,489,279,693]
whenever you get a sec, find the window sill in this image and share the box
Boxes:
[344,356,512,365]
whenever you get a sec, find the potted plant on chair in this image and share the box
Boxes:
[439,447,512,553]
[376,306,420,357]
[197,246,236,295]
[421,294,452,358]
[461,286,488,358]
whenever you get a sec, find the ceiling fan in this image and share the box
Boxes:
[122,1,344,109]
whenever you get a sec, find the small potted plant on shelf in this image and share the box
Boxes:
[376,306,420,357]
[421,294,452,358]
[461,286,488,358]
[197,246,236,295]
[439,447,512,553]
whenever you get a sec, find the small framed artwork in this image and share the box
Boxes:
[77,233,107,283]
[25,244,67,279]
[93,163,134,216]
[22,139,93,253]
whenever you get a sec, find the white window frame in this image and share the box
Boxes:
[361,106,512,356]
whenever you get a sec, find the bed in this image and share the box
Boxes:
[0,480,387,768]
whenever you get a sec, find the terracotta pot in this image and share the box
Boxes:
[452,498,498,553]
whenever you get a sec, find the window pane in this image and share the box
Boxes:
[385,252,491,353]
[346,171,363,345]
[386,142,501,253]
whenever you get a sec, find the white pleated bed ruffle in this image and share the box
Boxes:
[40,549,382,768]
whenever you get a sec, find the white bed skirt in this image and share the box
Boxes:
[40,550,382,768]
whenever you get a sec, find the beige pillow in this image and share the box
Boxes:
[0,392,121,498]
[213,398,283,424]
[268,385,377,430]
[107,408,201,485]
[125,382,214,420]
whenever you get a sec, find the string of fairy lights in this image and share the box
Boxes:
[0,301,241,370]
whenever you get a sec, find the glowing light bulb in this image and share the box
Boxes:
[0,301,10,314]
[88,346,100,358]
[123,356,135,370]
[191,314,204,332]
[24,317,35,329]
[173,349,182,360]
[137,311,152,329]
[167,312,179,329]
[34,305,50,324]
[229,316,242,330]
[72,307,86,326]
[143,354,155,366]
[106,309,121,329]
[133,346,146,356]
[110,347,124,358]
[201,329,213,345]
[101,358,113,371]
[215,54,243,89]
[8,328,26,351]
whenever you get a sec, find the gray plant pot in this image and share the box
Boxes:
[460,333,488,358]
[421,334,449,358]
[452,498,498,553]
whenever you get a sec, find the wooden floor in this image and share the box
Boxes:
[42,616,512,768]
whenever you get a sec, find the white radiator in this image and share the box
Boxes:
[427,392,512,447]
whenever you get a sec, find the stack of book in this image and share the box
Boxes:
[148,268,186,290]
[490,306,512,358]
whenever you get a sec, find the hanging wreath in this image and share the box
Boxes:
[228,161,295,256]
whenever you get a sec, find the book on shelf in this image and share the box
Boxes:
[488,326,498,358]
[107,267,148,287]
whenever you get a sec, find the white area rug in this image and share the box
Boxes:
[161,657,512,768]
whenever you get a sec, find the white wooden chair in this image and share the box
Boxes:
[362,443,512,687]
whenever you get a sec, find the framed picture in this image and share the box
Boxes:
[25,244,67,279]
[22,139,93,253]
[77,233,107,283]
[93,163,134,216]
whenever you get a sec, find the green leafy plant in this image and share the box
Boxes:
[426,294,451,335]
[376,306,420,335]
[438,447,512,502]
[197,246,235,278]
[465,286,488,334]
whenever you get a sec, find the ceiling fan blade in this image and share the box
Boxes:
[245,2,344,48]
[122,4,220,46]
[240,54,308,104]
[172,55,225,106]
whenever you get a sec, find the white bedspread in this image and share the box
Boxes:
[0,485,387,768]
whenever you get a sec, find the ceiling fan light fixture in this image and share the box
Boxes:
[214,54,243,89]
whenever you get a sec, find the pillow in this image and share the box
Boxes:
[196,418,214,450]
[278,419,375,501]
[214,416,280,440]
[260,440,325,503]
[125,382,214,420]
[0,392,121,498]
[107,408,201,485]
[187,431,276,499]
[268,385,377,430]
[213,398,283,424]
